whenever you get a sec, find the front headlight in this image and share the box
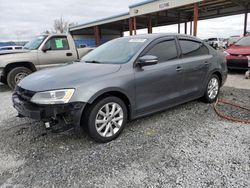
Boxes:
[31,89,75,105]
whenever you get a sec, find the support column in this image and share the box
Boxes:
[129,18,133,36]
[94,26,100,47]
[133,17,137,35]
[193,3,199,36]
[178,12,181,34]
[190,21,192,35]
[120,30,124,37]
[185,22,187,34]
[147,14,152,34]
[243,11,248,36]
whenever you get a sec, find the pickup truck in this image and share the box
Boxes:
[0,34,93,89]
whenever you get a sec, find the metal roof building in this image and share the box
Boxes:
[69,0,250,46]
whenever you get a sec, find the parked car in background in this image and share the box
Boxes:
[225,35,250,70]
[13,33,227,143]
[227,35,241,47]
[0,34,94,89]
[0,46,23,50]
[207,38,225,49]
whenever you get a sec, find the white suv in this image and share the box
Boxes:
[207,38,225,49]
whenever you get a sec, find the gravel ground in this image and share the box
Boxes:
[0,75,250,188]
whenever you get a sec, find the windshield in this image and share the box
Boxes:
[24,35,47,50]
[82,38,147,64]
[235,36,250,46]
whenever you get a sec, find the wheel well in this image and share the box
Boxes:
[212,71,222,85]
[3,62,36,77]
[84,91,132,120]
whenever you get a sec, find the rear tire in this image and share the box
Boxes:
[203,74,220,103]
[82,96,127,143]
[7,67,32,89]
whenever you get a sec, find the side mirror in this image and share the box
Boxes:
[138,55,158,67]
[42,45,51,52]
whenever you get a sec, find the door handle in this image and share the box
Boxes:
[204,61,209,65]
[66,53,72,56]
[176,66,182,72]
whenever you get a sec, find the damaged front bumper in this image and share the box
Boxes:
[12,91,86,130]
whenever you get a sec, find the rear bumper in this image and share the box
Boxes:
[226,56,249,70]
[12,93,86,126]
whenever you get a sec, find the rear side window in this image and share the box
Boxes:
[145,40,178,63]
[179,39,209,58]
[45,37,69,50]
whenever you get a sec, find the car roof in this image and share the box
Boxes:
[122,33,202,41]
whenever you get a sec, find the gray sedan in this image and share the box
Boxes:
[13,34,227,143]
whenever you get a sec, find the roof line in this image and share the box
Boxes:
[69,12,129,30]
[129,0,156,8]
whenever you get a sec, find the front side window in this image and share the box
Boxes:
[179,39,209,58]
[145,40,178,63]
[44,37,70,51]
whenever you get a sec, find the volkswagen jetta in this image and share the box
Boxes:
[13,34,227,142]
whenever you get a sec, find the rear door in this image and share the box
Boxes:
[177,37,212,98]
[134,37,184,115]
[37,36,76,69]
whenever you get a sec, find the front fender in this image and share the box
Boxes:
[87,87,132,104]
[0,51,38,68]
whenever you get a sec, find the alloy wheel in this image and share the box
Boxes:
[95,102,124,137]
[207,77,219,100]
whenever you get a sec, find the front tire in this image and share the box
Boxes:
[7,67,32,89]
[82,96,128,143]
[203,74,220,103]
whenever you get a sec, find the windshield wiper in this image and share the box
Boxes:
[85,60,102,64]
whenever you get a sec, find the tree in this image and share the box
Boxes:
[41,30,50,34]
[53,16,68,33]
[53,16,78,33]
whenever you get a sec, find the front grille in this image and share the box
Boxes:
[15,86,36,101]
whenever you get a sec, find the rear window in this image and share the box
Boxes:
[179,39,209,58]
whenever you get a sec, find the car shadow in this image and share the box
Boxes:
[228,69,247,75]
[0,83,11,92]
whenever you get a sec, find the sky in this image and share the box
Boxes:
[0,0,249,42]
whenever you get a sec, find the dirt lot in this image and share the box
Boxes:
[0,73,249,188]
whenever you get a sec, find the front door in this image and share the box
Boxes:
[134,37,183,116]
[37,36,76,69]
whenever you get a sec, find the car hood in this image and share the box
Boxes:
[226,45,250,55]
[0,49,30,55]
[18,62,121,92]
